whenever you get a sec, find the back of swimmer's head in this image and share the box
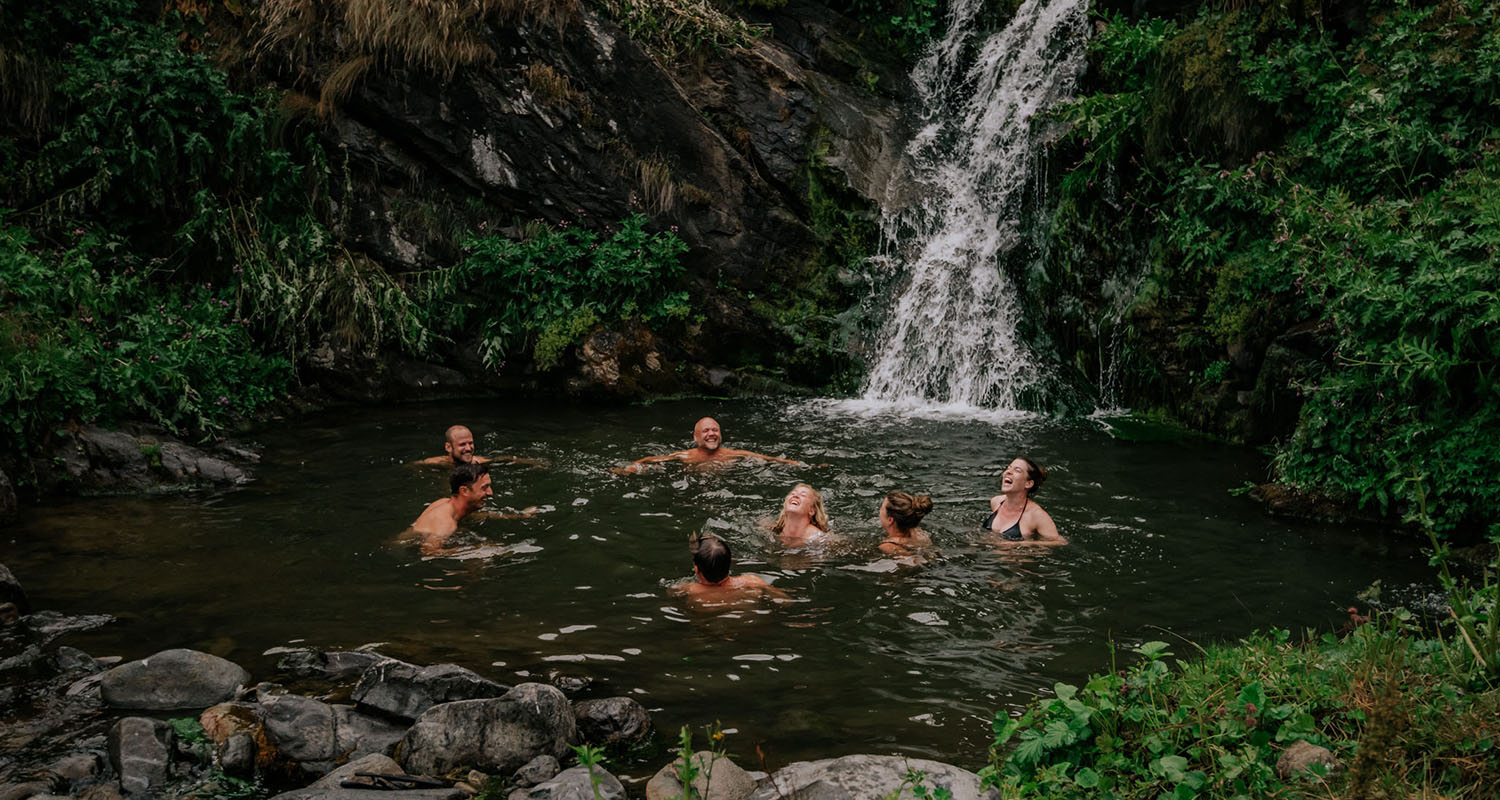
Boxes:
[449,461,490,495]
[884,490,934,532]
[691,534,732,582]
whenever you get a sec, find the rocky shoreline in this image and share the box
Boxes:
[0,563,997,799]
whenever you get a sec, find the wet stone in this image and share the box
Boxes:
[352,659,509,721]
[219,732,257,778]
[100,648,250,711]
[573,697,652,747]
[108,717,174,797]
[512,754,561,788]
[513,765,625,800]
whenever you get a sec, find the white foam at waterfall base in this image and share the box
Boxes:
[861,0,1090,410]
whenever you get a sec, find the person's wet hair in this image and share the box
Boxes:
[449,461,490,495]
[884,490,934,533]
[1019,458,1047,496]
[690,532,732,583]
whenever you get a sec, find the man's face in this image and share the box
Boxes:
[461,474,493,505]
[694,418,722,451]
[445,428,477,463]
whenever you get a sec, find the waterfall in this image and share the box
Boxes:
[860,0,1090,408]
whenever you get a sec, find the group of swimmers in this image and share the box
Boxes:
[405,417,1066,604]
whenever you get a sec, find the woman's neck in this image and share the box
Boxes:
[781,514,812,538]
[999,492,1028,511]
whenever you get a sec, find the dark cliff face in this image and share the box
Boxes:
[262,1,912,397]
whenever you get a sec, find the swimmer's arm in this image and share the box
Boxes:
[1026,507,1068,545]
[748,575,791,601]
[488,454,547,468]
[613,451,689,474]
[471,506,540,521]
[738,449,810,467]
[411,455,452,466]
[989,494,1004,512]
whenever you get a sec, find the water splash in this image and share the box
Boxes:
[861,0,1090,408]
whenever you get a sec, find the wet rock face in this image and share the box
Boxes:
[258,693,406,774]
[513,764,626,800]
[352,659,510,721]
[750,754,997,800]
[108,717,174,797]
[43,425,254,496]
[398,683,577,776]
[572,697,652,747]
[647,751,756,800]
[100,649,250,711]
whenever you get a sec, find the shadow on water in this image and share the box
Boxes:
[2,397,1436,770]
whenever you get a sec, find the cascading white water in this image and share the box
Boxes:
[860,0,1090,408]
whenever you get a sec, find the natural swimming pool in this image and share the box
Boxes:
[4,397,1438,774]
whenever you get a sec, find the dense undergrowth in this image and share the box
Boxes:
[1048,0,1500,538]
[0,0,693,463]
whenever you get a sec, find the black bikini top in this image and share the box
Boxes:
[983,497,1028,541]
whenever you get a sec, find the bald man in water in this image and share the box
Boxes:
[416,425,490,467]
[415,425,541,468]
[618,417,806,473]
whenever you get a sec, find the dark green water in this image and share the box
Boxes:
[2,398,1436,773]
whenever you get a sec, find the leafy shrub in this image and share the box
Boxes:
[983,613,1500,799]
[1051,1,1500,536]
[0,220,290,453]
[425,214,690,370]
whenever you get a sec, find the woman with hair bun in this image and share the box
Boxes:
[983,457,1065,545]
[878,490,934,554]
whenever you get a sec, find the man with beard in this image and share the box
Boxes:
[618,417,805,473]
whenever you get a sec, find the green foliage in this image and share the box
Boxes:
[831,0,944,60]
[0,219,290,454]
[1053,1,1500,535]
[982,612,1500,799]
[427,214,690,371]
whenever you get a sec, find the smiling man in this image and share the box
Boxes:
[618,417,805,473]
[409,462,493,544]
[415,425,491,467]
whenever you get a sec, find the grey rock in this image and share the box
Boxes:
[274,647,388,681]
[647,751,756,800]
[260,693,338,763]
[24,610,114,643]
[0,561,27,615]
[398,683,576,776]
[100,648,250,710]
[573,697,651,747]
[79,785,124,800]
[108,717,174,797]
[269,753,465,800]
[515,765,625,800]
[1276,740,1341,780]
[333,704,407,759]
[259,694,406,771]
[54,646,103,673]
[50,751,105,781]
[512,754,561,788]
[0,782,53,800]
[354,659,509,721]
[219,732,257,778]
[750,755,996,800]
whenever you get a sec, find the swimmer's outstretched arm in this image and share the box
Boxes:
[736,449,813,467]
[612,451,690,474]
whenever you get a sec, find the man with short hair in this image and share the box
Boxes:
[416,425,490,466]
[619,417,805,473]
[416,425,542,468]
[409,462,493,547]
[674,533,787,606]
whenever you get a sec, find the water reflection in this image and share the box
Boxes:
[1,397,1436,770]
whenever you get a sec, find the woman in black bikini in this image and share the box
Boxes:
[983,458,1066,545]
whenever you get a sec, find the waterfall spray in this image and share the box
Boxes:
[861,0,1090,409]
